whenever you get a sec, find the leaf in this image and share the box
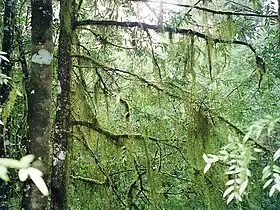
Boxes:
[273,165,280,173]
[0,55,10,62]
[219,150,228,155]
[239,179,248,195]
[0,158,21,169]
[273,148,280,161]
[235,167,245,173]
[204,163,211,174]
[263,179,273,189]
[0,120,3,126]
[273,173,280,178]
[275,183,280,192]
[228,159,237,164]
[225,170,236,175]
[18,169,28,182]
[203,153,208,163]
[0,73,11,80]
[228,165,236,171]
[253,148,262,153]
[246,169,252,177]
[275,176,280,185]
[207,154,219,162]
[16,90,23,97]
[235,179,242,184]
[27,167,43,177]
[267,117,279,135]
[255,128,263,140]
[262,171,272,181]
[225,179,235,186]
[223,186,234,198]
[28,167,48,196]
[269,185,276,197]
[0,165,9,182]
[243,131,251,143]
[262,165,271,174]
[227,193,235,204]
[234,192,242,202]
[20,154,35,168]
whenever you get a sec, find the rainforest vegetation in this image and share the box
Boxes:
[0,0,280,209]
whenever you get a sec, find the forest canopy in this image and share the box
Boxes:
[0,0,280,209]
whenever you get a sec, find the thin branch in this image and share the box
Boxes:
[129,0,278,18]
[144,28,162,80]
[71,54,187,100]
[73,135,127,207]
[70,175,105,185]
[79,27,135,50]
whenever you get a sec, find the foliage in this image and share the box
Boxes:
[204,116,280,204]
[0,155,48,196]
[1,0,280,209]
[0,51,47,198]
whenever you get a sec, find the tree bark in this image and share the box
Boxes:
[21,0,53,209]
[0,0,14,209]
[51,0,73,209]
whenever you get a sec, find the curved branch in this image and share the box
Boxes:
[72,120,163,143]
[129,0,278,18]
[72,20,265,72]
[72,20,257,54]
[71,54,187,100]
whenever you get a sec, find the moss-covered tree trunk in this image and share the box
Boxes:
[0,0,14,209]
[51,0,72,209]
[21,0,53,209]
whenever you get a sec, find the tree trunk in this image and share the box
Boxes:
[51,0,73,209]
[0,0,14,209]
[21,0,53,209]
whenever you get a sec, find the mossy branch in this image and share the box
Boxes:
[72,120,162,144]
[72,19,264,68]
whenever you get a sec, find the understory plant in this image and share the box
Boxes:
[204,116,280,204]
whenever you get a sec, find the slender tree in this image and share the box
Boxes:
[21,0,53,209]
[51,0,73,209]
[0,0,14,209]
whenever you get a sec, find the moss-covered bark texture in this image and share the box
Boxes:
[22,0,53,209]
[51,0,73,209]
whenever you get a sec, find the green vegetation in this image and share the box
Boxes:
[0,0,280,209]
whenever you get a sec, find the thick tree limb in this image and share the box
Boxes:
[72,120,162,144]
[129,0,278,18]
[73,20,265,80]
[72,20,257,54]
